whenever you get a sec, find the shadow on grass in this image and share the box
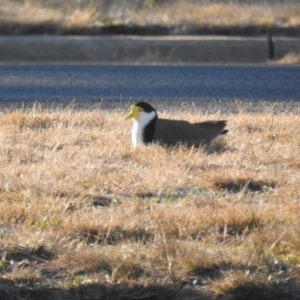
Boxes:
[214,179,276,193]
[222,279,300,300]
[77,227,156,245]
[6,246,56,263]
[1,279,300,300]
[0,281,209,300]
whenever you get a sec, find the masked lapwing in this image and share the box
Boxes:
[125,102,228,148]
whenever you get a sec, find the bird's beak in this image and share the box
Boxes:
[125,106,140,121]
[125,112,133,120]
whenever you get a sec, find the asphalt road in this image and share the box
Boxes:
[0,64,299,112]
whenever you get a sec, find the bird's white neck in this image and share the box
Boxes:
[131,110,156,148]
[132,121,144,147]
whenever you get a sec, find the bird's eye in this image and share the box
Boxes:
[139,108,142,111]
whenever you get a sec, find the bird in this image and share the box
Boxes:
[125,102,228,148]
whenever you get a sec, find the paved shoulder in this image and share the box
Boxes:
[0,35,291,63]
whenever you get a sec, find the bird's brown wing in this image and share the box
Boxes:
[154,118,227,147]
[193,120,227,134]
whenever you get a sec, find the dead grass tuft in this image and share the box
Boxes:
[66,3,100,28]
[1,0,300,33]
[275,52,300,65]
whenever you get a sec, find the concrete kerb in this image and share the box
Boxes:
[0,35,299,63]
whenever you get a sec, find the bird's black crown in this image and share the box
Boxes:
[135,102,156,113]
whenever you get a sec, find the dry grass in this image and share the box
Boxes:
[0,103,299,299]
[275,52,300,65]
[0,0,300,33]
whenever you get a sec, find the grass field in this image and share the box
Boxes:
[1,0,300,35]
[0,103,299,299]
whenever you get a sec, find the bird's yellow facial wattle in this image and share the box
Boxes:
[125,105,143,121]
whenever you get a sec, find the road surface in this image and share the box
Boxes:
[0,64,299,112]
